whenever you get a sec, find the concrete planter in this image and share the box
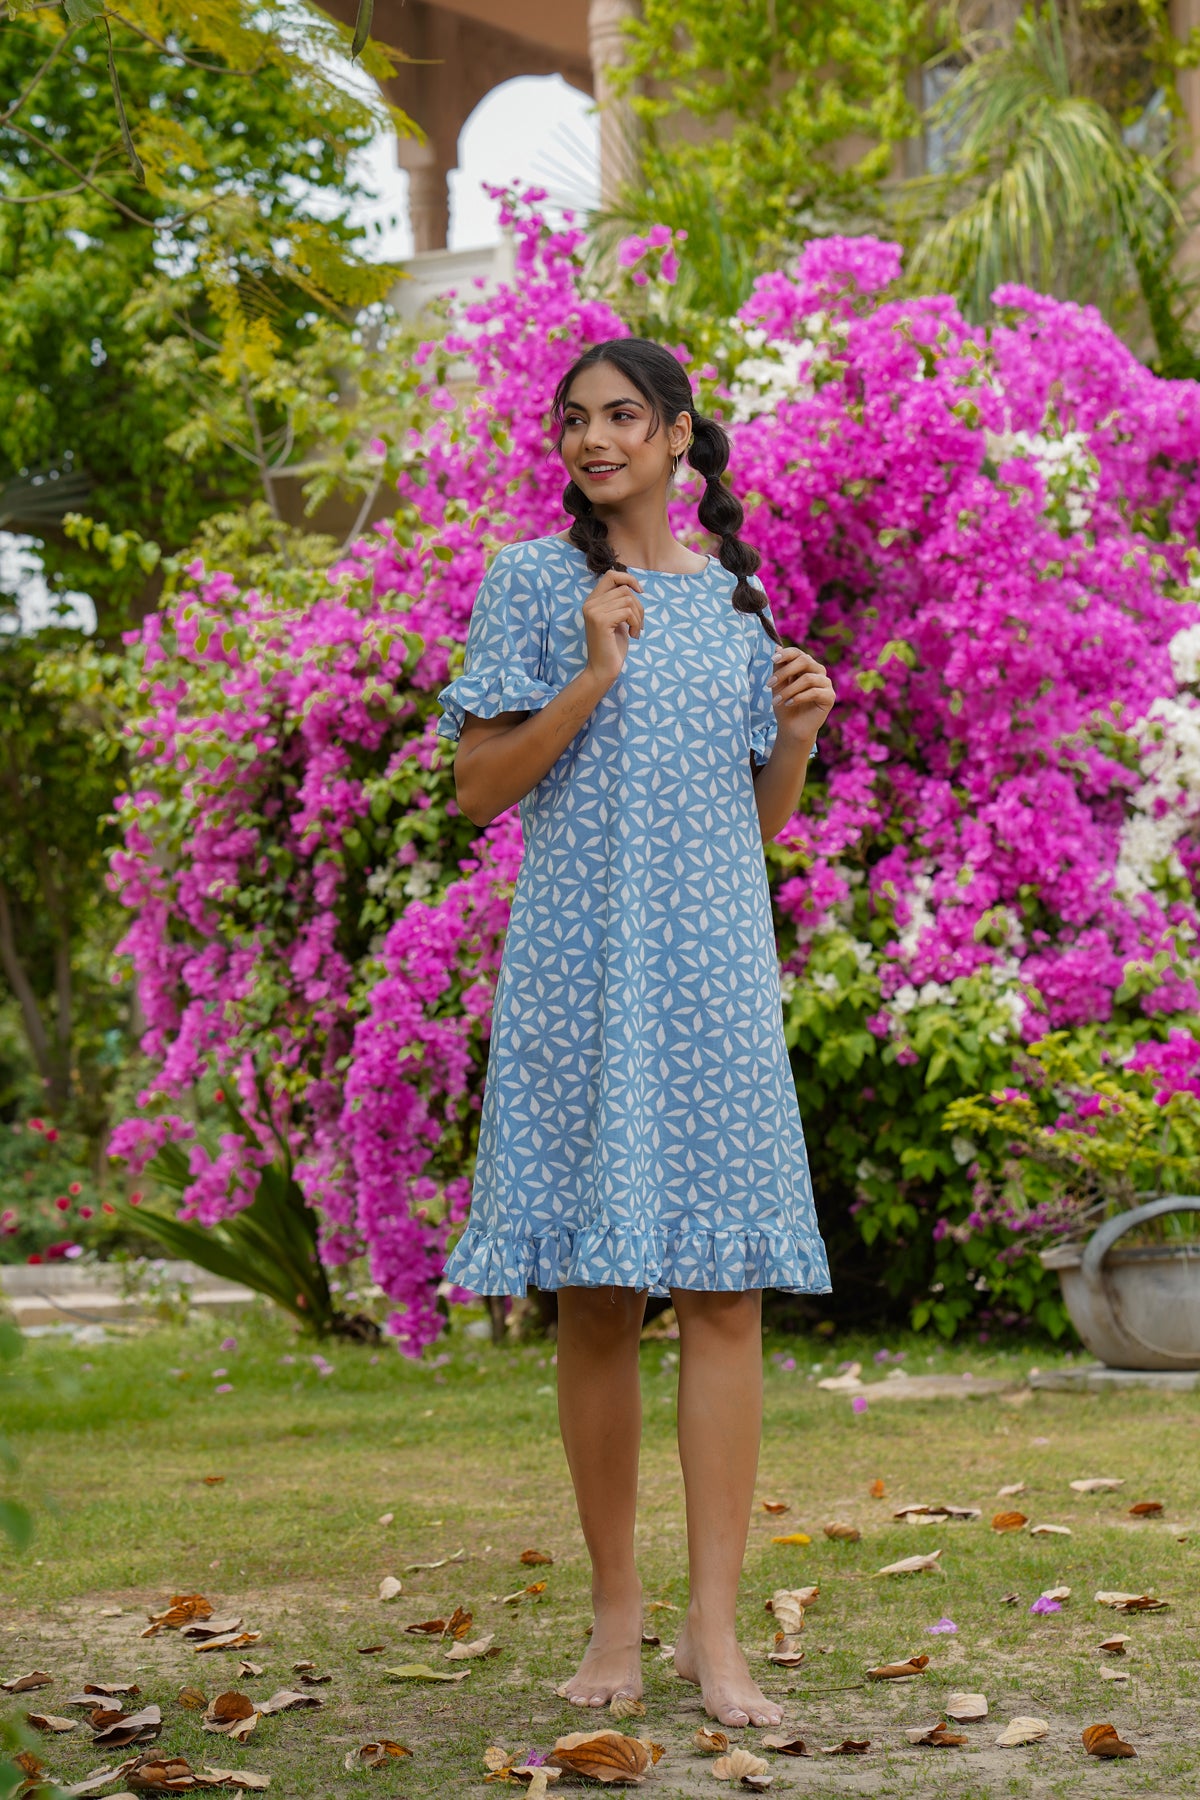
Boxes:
[1040,1195,1200,1371]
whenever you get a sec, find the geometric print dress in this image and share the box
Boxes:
[436,533,830,1299]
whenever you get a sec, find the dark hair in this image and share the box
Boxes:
[551,338,782,646]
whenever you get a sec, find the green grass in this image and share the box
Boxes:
[2,1308,1199,1797]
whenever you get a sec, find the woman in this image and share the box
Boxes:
[436,338,834,1729]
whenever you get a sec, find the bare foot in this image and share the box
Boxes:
[556,1587,644,1708]
[673,1615,783,1729]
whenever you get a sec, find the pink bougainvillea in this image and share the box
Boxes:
[108,191,1200,1347]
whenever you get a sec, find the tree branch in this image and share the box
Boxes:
[0,876,56,1104]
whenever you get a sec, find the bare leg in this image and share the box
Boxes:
[671,1289,782,1729]
[554,1285,648,1706]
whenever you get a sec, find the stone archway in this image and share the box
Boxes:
[321,0,636,251]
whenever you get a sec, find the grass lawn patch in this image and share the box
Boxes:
[2,1309,1198,1796]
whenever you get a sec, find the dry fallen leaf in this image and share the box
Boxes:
[357,1645,387,1656]
[766,1633,805,1667]
[869,1479,886,1498]
[142,1594,214,1636]
[823,1523,861,1542]
[945,1692,988,1722]
[503,1581,548,1606]
[377,1511,394,1527]
[201,1767,271,1791]
[641,1630,660,1647]
[378,1576,404,1602]
[997,1482,1027,1498]
[821,1739,870,1755]
[694,1728,730,1754]
[291,1662,315,1674]
[193,1631,262,1654]
[760,1734,810,1756]
[405,1618,449,1636]
[991,1511,1027,1532]
[12,1752,43,1780]
[999,1592,1020,1606]
[760,1500,790,1515]
[25,1713,77,1732]
[1040,1586,1071,1603]
[383,1663,470,1683]
[994,1716,1049,1747]
[892,1503,980,1523]
[180,1617,244,1641]
[178,1688,208,1711]
[866,1655,929,1680]
[1095,1592,1168,1612]
[124,1752,196,1790]
[404,1548,465,1572]
[202,1693,256,1736]
[609,1694,646,1720]
[1128,1501,1163,1517]
[1029,1523,1071,1537]
[769,1533,811,1546]
[520,1549,554,1566]
[876,1550,943,1576]
[1099,1635,1130,1654]
[92,1703,163,1748]
[343,1740,411,1770]
[1,1671,53,1693]
[548,1729,652,1783]
[1070,1478,1123,1493]
[1100,1666,1129,1682]
[74,1684,140,1699]
[1083,1722,1137,1758]
[712,1747,770,1781]
[445,1634,496,1661]
[905,1721,969,1747]
[258,1690,323,1714]
[236,1663,262,1680]
[57,1767,124,1798]
[763,1587,817,1637]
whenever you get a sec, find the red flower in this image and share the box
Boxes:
[27,1253,43,1264]
[55,1196,71,1211]
[102,1202,115,1215]
[68,1182,82,1196]
[28,1118,43,1132]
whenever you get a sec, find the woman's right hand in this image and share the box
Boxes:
[582,568,644,689]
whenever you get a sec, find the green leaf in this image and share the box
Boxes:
[351,0,374,60]
[64,0,106,20]
[0,1500,33,1552]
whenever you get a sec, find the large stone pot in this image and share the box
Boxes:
[1040,1195,1200,1370]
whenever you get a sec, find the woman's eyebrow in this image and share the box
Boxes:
[563,397,645,413]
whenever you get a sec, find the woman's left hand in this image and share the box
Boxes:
[768,646,836,744]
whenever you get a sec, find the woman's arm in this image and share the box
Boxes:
[752,734,817,842]
[453,666,611,827]
[752,646,836,842]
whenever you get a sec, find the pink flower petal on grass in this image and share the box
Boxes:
[851,1395,869,1414]
[926,1617,958,1634]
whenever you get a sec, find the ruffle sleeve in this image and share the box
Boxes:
[746,577,780,767]
[436,545,557,744]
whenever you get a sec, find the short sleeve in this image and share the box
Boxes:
[747,580,779,767]
[435,546,558,745]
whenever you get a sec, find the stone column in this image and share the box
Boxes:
[1172,0,1200,200]
[588,0,639,201]
[404,155,452,254]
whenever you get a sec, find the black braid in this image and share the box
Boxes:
[551,337,782,645]
[562,478,627,580]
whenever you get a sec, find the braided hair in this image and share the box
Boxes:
[551,338,782,647]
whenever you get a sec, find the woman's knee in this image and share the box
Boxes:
[671,1288,763,1342]
[558,1285,648,1343]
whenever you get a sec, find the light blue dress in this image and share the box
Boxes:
[436,533,829,1298]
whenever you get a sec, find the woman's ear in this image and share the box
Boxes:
[670,411,693,459]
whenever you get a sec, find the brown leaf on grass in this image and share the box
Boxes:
[712,1748,770,1781]
[383,1663,470,1683]
[904,1721,969,1747]
[994,1716,1049,1746]
[821,1739,870,1755]
[26,1712,77,1732]
[609,1694,646,1720]
[945,1692,988,1722]
[1040,1586,1071,1603]
[640,1631,660,1647]
[1101,1665,1129,1681]
[377,1512,394,1527]
[502,1582,548,1605]
[258,1690,322,1714]
[1029,1523,1071,1537]
[290,1661,315,1674]
[760,1500,790,1515]
[73,1684,141,1699]
[124,1752,196,1790]
[1099,1635,1130,1654]
[548,1729,652,1783]
[202,1477,225,1487]
[142,1595,214,1636]
[445,1634,496,1661]
[379,1576,404,1601]
[823,1523,861,1542]
[869,1479,886,1499]
[178,1688,208,1711]
[1128,1501,1163,1517]
[520,1549,554,1566]
[764,1587,817,1634]
[193,1632,262,1654]
[866,1655,929,1680]
[342,1740,411,1770]
[236,1664,262,1680]
[1095,1592,1168,1612]
[405,1618,449,1636]
[180,1617,243,1641]
[357,1645,387,1655]
[991,1512,1028,1532]
[12,1751,43,1779]
[1083,1722,1137,1758]
[90,1707,130,1728]
[92,1703,163,1748]
[694,1728,729,1754]
[1070,1478,1123,1493]
[760,1734,810,1756]
[892,1504,980,1523]
[997,1482,1027,1498]
[200,1767,271,1791]
[202,1693,256,1736]
[404,1548,465,1572]
[57,1766,124,1797]
[875,1550,943,1575]
[766,1633,805,1667]
[999,1592,1020,1606]
[1,1671,52,1693]
[447,1606,473,1639]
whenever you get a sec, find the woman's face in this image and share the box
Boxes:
[559,362,690,505]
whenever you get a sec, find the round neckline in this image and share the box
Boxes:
[557,535,716,579]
